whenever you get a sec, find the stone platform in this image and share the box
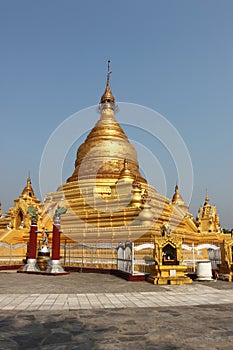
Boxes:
[0,271,233,349]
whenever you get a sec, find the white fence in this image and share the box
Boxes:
[0,241,221,273]
[0,242,27,265]
[116,242,221,274]
[60,242,117,268]
[182,243,221,272]
[117,241,134,274]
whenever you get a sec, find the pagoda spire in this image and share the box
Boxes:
[172,183,180,204]
[204,189,209,205]
[171,183,189,213]
[99,60,117,111]
[21,174,35,198]
[106,60,111,87]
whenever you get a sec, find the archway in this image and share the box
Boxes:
[162,243,178,265]
[16,209,24,229]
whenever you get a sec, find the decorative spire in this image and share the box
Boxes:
[204,189,209,205]
[172,183,180,204]
[26,175,31,188]
[171,183,189,212]
[118,159,134,181]
[21,175,35,198]
[99,60,116,111]
[106,60,111,87]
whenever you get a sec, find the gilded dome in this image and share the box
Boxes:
[67,107,145,183]
[67,62,146,184]
[172,184,183,204]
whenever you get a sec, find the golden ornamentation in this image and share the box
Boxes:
[218,235,233,281]
[0,63,225,274]
[147,226,192,284]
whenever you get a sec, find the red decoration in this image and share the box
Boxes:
[28,224,38,259]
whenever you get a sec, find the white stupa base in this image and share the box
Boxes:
[196,261,213,281]
[46,260,65,274]
[22,258,41,272]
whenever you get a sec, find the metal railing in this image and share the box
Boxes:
[0,242,222,274]
[60,242,117,269]
[0,243,27,265]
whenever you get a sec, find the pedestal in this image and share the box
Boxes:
[196,261,213,281]
[46,220,68,274]
[147,265,192,285]
[21,258,40,272]
[46,259,66,274]
[21,223,40,272]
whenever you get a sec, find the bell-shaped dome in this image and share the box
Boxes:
[138,202,154,226]
[171,184,189,214]
[67,63,146,184]
[172,185,184,205]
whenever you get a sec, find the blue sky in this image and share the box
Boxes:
[0,0,232,228]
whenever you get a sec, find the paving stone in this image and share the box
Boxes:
[0,272,233,349]
[0,339,19,350]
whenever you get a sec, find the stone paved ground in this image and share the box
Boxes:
[0,271,233,349]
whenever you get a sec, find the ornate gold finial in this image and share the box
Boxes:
[107,60,111,87]
[27,173,31,188]
[172,183,179,204]
[22,174,35,197]
[118,158,134,181]
[99,60,116,111]
[204,189,209,205]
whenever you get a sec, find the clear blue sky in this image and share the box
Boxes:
[0,0,232,228]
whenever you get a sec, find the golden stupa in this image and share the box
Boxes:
[41,63,223,260]
[0,62,224,275]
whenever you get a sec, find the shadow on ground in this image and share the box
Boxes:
[0,305,233,350]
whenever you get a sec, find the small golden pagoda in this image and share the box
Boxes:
[0,176,43,263]
[196,194,221,233]
[0,176,42,244]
